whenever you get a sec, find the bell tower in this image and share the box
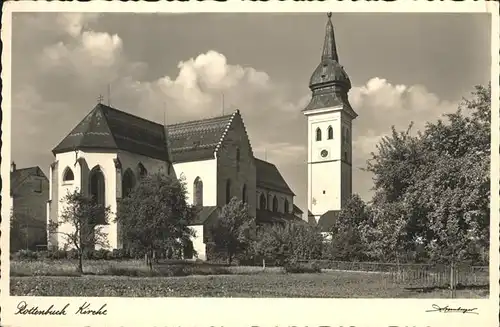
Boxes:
[303,13,358,223]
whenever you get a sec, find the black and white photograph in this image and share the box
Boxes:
[1,2,499,327]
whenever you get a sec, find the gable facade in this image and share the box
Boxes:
[48,149,173,250]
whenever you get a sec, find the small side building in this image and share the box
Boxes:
[10,162,49,252]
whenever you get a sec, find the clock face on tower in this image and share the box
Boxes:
[320,149,329,158]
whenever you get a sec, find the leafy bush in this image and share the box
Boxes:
[14,249,39,261]
[48,249,68,260]
[206,244,231,264]
[252,222,323,266]
[110,248,131,260]
[88,249,112,260]
[283,261,321,274]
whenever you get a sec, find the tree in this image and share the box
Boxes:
[325,194,370,261]
[252,221,323,265]
[365,84,490,271]
[116,172,197,270]
[211,197,255,264]
[48,189,111,273]
[360,199,410,263]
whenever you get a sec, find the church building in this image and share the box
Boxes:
[303,13,357,233]
[47,104,298,260]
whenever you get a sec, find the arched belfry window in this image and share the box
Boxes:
[63,167,74,182]
[284,199,290,214]
[272,195,278,212]
[122,169,136,199]
[137,163,147,179]
[193,177,203,206]
[225,179,231,204]
[242,184,247,203]
[327,126,333,140]
[259,193,267,210]
[236,148,241,173]
[89,166,106,225]
[316,128,322,141]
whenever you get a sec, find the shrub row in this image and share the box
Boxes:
[11,249,139,261]
[283,261,321,274]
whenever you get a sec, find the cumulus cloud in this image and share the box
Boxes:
[56,13,100,38]
[350,77,457,157]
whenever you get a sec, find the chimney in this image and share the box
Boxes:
[11,161,16,173]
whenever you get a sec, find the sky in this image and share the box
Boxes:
[11,12,491,213]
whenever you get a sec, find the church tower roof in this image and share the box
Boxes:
[304,13,357,118]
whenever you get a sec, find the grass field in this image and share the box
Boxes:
[10,260,488,298]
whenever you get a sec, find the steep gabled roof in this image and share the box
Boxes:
[317,210,341,233]
[53,104,170,162]
[11,166,47,196]
[293,204,303,215]
[255,159,295,196]
[256,209,304,225]
[189,206,219,226]
[167,110,246,163]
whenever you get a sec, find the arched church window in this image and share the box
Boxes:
[284,199,289,214]
[259,193,267,210]
[122,169,136,198]
[242,184,247,203]
[236,148,241,172]
[225,179,231,204]
[63,167,74,182]
[193,177,203,206]
[345,128,350,143]
[89,166,106,225]
[316,128,322,141]
[137,163,147,179]
[327,126,333,140]
[272,195,278,212]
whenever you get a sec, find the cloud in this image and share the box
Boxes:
[253,142,307,163]
[350,77,457,157]
[56,13,100,38]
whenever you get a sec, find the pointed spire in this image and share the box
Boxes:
[321,12,339,63]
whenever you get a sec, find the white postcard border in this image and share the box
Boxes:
[1,1,499,327]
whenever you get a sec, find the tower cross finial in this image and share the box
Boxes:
[97,94,104,104]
